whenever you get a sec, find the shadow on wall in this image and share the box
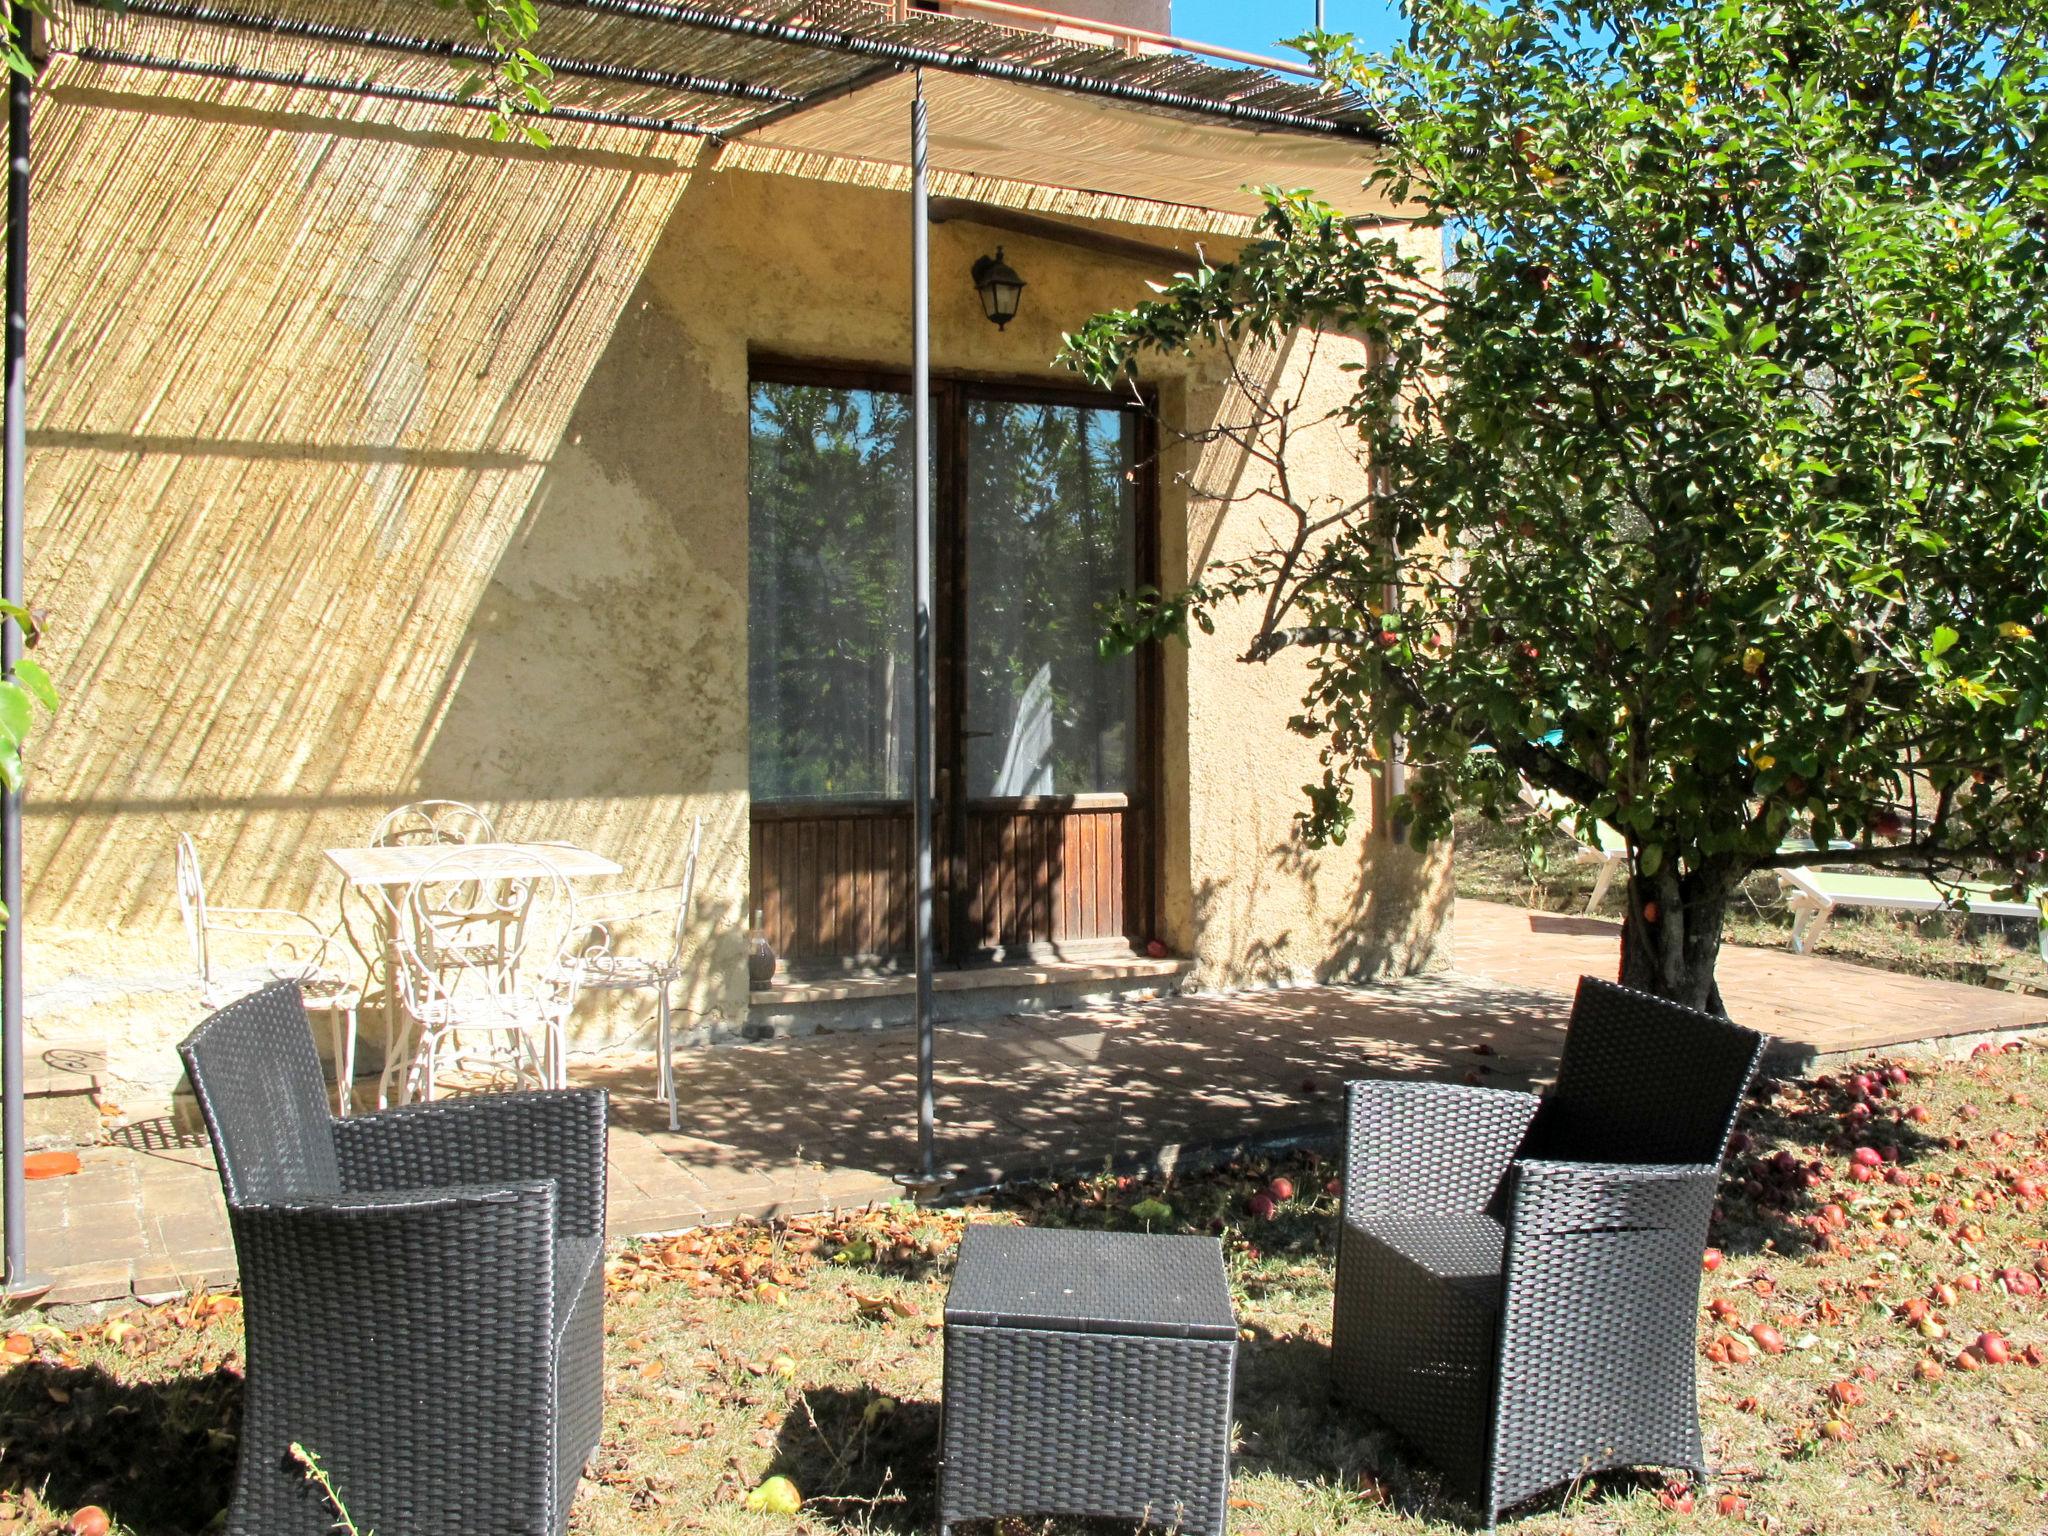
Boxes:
[1190,828,1452,990]
[22,76,704,940]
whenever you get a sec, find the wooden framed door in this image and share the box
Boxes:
[746,360,1155,973]
[947,389,1156,960]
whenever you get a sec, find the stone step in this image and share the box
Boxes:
[741,955,1190,1039]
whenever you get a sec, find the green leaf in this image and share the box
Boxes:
[0,682,29,748]
[11,657,56,714]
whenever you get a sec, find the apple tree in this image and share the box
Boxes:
[1064,0,2048,1011]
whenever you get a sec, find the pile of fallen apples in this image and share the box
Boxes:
[1701,1045,2046,1415]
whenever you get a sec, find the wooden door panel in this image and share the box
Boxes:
[961,797,1130,955]
[751,803,913,968]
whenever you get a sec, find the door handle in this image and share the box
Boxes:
[962,729,995,739]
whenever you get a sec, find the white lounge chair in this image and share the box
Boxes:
[1518,785,1629,913]
[1777,867,2048,962]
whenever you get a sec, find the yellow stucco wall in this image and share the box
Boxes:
[21,57,1448,1097]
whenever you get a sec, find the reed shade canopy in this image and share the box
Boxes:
[42,0,1398,221]
[0,0,1396,1261]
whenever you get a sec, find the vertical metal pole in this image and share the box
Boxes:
[1316,0,1326,29]
[2,4,32,1296]
[905,69,938,1189]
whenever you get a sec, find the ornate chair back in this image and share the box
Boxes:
[370,799,498,848]
[393,846,578,1025]
[175,832,211,986]
[660,817,705,974]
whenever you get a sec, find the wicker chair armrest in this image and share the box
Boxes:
[332,1088,607,1238]
[1489,1159,1723,1516]
[1343,1079,1540,1222]
[227,1182,564,1525]
[1504,1158,1721,1237]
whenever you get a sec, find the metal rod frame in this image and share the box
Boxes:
[96,0,800,104]
[2,0,31,1297]
[70,44,712,136]
[906,68,938,1188]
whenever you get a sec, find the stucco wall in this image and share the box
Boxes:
[21,59,1447,1100]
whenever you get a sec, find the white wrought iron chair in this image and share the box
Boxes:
[573,816,703,1131]
[369,798,498,848]
[390,845,586,1103]
[175,833,366,1115]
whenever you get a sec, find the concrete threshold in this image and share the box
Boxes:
[757,955,1190,1006]
[741,954,1192,1039]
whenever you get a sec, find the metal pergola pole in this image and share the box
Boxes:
[897,67,940,1197]
[2,2,37,1300]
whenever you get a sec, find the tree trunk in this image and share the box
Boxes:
[1617,863,1738,1016]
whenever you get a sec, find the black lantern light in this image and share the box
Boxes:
[971,247,1025,330]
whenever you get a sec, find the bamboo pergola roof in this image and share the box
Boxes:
[48,0,1386,143]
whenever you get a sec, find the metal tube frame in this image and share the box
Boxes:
[902,68,939,1193]
[543,0,1382,141]
[70,45,712,136]
[3,0,34,1298]
[98,0,800,105]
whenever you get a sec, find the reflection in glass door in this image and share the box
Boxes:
[747,380,916,967]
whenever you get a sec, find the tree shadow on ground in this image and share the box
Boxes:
[0,1358,239,1534]
[764,1385,938,1534]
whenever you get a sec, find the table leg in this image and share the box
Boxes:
[377,937,407,1109]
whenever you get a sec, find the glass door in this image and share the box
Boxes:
[747,377,916,968]
[952,395,1145,957]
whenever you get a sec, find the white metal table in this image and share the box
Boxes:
[326,841,623,1106]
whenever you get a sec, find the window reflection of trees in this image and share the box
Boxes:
[966,402,1135,799]
[748,383,1138,804]
[747,383,914,801]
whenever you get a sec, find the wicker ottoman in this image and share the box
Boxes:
[938,1226,1239,1536]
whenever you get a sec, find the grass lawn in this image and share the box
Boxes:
[1454,812,2048,992]
[3,1045,2044,1535]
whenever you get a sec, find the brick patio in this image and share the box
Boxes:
[15,899,2045,1308]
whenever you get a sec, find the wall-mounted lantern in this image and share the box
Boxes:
[971,247,1025,330]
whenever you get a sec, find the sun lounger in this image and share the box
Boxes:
[1777,867,2048,962]
[1518,785,1629,913]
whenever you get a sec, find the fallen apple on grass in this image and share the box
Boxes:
[746,1475,802,1514]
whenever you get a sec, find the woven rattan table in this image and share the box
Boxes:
[939,1226,1238,1535]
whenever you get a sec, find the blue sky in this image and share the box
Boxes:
[1169,1,1406,61]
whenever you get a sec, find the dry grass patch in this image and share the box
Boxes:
[2,1050,2044,1534]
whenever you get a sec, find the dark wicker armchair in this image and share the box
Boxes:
[1331,976,1766,1525]
[179,980,608,1535]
